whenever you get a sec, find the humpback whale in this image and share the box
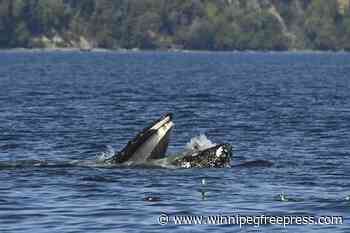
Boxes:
[104,113,232,168]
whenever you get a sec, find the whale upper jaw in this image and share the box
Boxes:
[106,113,174,164]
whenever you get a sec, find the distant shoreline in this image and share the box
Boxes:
[0,47,349,54]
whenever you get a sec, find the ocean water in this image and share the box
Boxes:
[0,51,349,233]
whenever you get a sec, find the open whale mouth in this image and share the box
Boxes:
[110,113,174,164]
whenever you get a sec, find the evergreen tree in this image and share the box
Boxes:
[0,0,348,50]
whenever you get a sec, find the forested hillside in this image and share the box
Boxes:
[1,0,350,51]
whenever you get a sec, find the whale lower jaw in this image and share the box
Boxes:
[106,113,174,164]
[125,120,173,163]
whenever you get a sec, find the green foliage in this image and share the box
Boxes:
[305,0,339,50]
[205,2,218,21]
[339,11,350,50]
[0,0,12,47]
[130,11,161,49]
[0,0,349,50]
[214,21,240,50]
[14,21,30,45]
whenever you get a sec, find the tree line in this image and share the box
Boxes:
[0,0,350,51]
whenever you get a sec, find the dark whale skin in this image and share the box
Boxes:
[171,144,232,168]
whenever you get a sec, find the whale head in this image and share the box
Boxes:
[108,113,174,164]
[174,143,232,168]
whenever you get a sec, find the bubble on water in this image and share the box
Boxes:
[97,145,115,161]
[143,196,161,202]
[184,134,216,152]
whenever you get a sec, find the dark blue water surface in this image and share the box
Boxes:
[0,51,349,233]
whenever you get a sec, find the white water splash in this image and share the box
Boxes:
[97,145,115,161]
[184,134,216,152]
